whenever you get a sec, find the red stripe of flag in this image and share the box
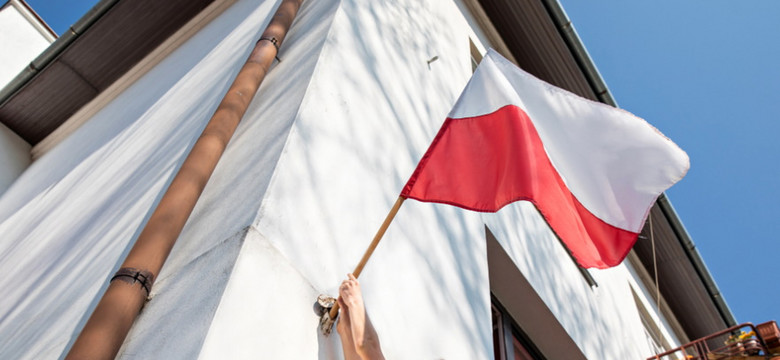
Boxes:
[401,105,637,268]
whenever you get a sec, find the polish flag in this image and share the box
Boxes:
[401,50,689,268]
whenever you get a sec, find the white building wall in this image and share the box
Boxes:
[0,0,53,197]
[203,0,686,358]
[0,0,688,359]
[205,0,491,358]
[0,0,55,87]
[0,122,30,196]
[624,257,686,349]
[485,208,662,359]
[0,0,329,357]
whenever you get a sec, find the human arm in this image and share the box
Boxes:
[339,273,385,360]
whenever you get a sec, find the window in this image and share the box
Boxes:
[491,295,545,360]
[630,286,671,353]
[486,225,588,359]
[470,39,483,72]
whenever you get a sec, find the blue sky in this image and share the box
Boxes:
[24,0,87,35]
[27,0,777,328]
[558,0,780,325]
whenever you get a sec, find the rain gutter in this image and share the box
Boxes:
[656,193,738,327]
[538,0,616,107]
[539,0,737,328]
[0,0,121,109]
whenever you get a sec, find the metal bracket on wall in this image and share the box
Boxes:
[259,36,282,62]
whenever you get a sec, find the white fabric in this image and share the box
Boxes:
[449,50,689,232]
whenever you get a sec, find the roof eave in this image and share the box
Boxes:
[0,0,119,110]
[536,0,736,332]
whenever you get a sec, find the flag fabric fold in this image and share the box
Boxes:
[401,49,689,268]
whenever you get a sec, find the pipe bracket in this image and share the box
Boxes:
[258,37,281,62]
[110,267,154,297]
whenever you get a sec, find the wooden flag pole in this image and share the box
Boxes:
[327,196,406,320]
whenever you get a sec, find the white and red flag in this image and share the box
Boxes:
[401,49,689,268]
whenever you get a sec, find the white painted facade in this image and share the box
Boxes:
[0,0,689,359]
[0,0,55,87]
[0,121,30,194]
[0,0,53,196]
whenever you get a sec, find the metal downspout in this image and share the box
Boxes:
[538,0,737,328]
[64,0,304,358]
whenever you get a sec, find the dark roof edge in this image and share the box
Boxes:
[0,0,121,109]
[538,0,616,107]
[538,0,737,329]
[656,193,738,327]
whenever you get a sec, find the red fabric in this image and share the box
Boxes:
[401,105,638,268]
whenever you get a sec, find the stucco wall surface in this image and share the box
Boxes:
[0,0,337,357]
[119,0,343,356]
[249,0,683,357]
[211,0,493,358]
[483,205,678,359]
[0,0,685,358]
[0,2,46,196]
[624,258,685,348]
[0,2,52,87]
[0,122,30,196]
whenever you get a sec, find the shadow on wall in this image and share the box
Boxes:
[159,0,338,285]
[281,0,473,256]
[316,1,658,354]
[115,228,247,359]
[485,202,644,359]
[263,0,495,357]
[0,0,277,224]
[0,0,286,358]
[333,0,491,356]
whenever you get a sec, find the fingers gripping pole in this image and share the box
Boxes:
[322,196,405,333]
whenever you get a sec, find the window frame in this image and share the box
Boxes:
[491,294,546,360]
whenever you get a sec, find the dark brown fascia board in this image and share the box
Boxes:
[536,0,614,106]
[0,0,120,110]
[1,0,215,144]
[656,193,737,327]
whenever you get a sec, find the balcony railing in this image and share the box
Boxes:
[648,321,780,360]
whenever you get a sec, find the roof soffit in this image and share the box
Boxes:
[0,0,215,144]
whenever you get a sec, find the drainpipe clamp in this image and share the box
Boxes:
[110,267,154,297]
[258,36,282,62]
